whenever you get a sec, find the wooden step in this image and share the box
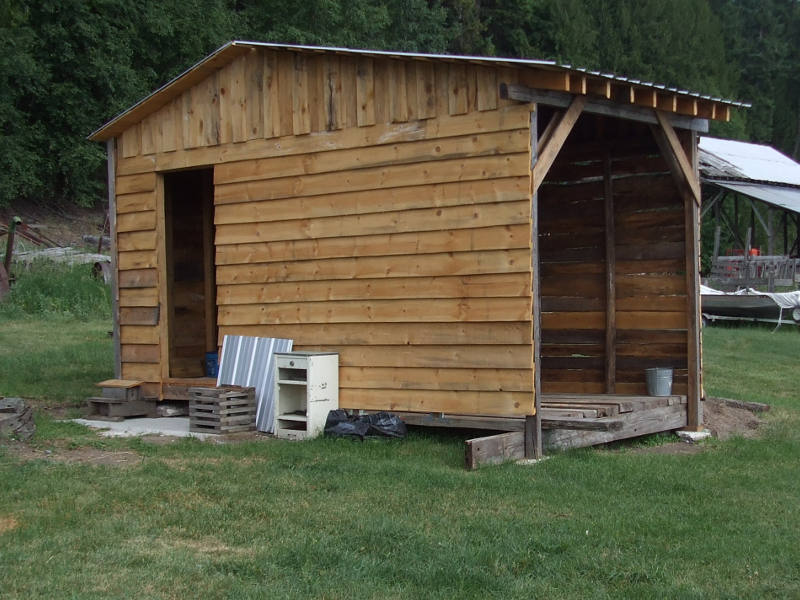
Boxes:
[541,415,624,432]
[95,379,142,402]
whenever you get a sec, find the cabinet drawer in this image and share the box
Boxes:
[275,355,307,370]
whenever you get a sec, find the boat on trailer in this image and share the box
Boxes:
[701,284,800,327]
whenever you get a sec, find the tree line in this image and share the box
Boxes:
[2,0,798,208]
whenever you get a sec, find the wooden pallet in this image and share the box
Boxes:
[188,386,256,434]
[86,396,157,421]
[87,380,155,420]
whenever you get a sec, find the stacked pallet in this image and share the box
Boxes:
[189,386,256,434]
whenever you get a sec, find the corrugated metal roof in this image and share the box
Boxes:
[699,137,800,186]
[708,181,800,216]
[89,40,749,141]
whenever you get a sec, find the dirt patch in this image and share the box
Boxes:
[631,396,765,455]
[703,396,763,440]
[0,515,19,534]
[4,439,141,467]
[18,399,88,420]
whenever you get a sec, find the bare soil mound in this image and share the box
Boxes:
[703,396,764,440]
[1,200,107,249]
[632,396,766,455]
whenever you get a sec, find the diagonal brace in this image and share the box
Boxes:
[651,111,701,206]
[531,95,586,195]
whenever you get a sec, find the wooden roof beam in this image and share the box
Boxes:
[611,83,635,104]
[676,96,698,116]
[500,84,709,132]
[657,92,678,113]
[519,68,571,93]
[532,95,587,195]
[634,88,658,108]
[569,74,587,95]
[586,77,611,99]
[697,100,716,120]
[651,110,701,206]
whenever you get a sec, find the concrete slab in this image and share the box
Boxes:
[516,456,551,466]
[677,429,712,443]
[72,417,215,440]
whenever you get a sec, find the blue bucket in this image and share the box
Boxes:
[204,351,219,377]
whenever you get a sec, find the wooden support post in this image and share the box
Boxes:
[767,207,774,257]
[531,95,586,195]
[794,215,800,256]
[529,106,543,459]
[107,139,121,379]
[0,263,9,300]
[783,212,788,255]
[2,216,20,277]
[524,415,537,459]
[156,173,171,387]
[201,170,216,354]
[713,194,722,260]
[603,153,616,393]
[681,131,702,431]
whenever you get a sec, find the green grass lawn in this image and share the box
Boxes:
[1,320,799,598]
[0,317,112,403]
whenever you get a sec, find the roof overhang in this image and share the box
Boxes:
[705,180,800,216]
[89,40,750,142]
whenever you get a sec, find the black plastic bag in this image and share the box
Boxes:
[324,410,407,440]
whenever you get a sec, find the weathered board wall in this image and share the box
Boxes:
[113,48,536,414]
[538,116,689,395]
[115,167,160,397]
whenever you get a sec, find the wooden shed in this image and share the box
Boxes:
[90,41,743,455]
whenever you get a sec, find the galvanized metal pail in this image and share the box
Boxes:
[645,367,673,396]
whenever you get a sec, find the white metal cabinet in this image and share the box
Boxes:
[273,352,339,440]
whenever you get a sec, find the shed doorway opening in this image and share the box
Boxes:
[163,168,217,378]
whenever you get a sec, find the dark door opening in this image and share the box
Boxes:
[163,168,217,378]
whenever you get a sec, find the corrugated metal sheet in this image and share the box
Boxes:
[709,181,800,216]
[699,137,800,186]
[217,335,293,433]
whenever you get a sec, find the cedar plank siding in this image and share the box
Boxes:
[114,49,536,416]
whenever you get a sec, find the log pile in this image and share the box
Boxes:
[0,398,35,441]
